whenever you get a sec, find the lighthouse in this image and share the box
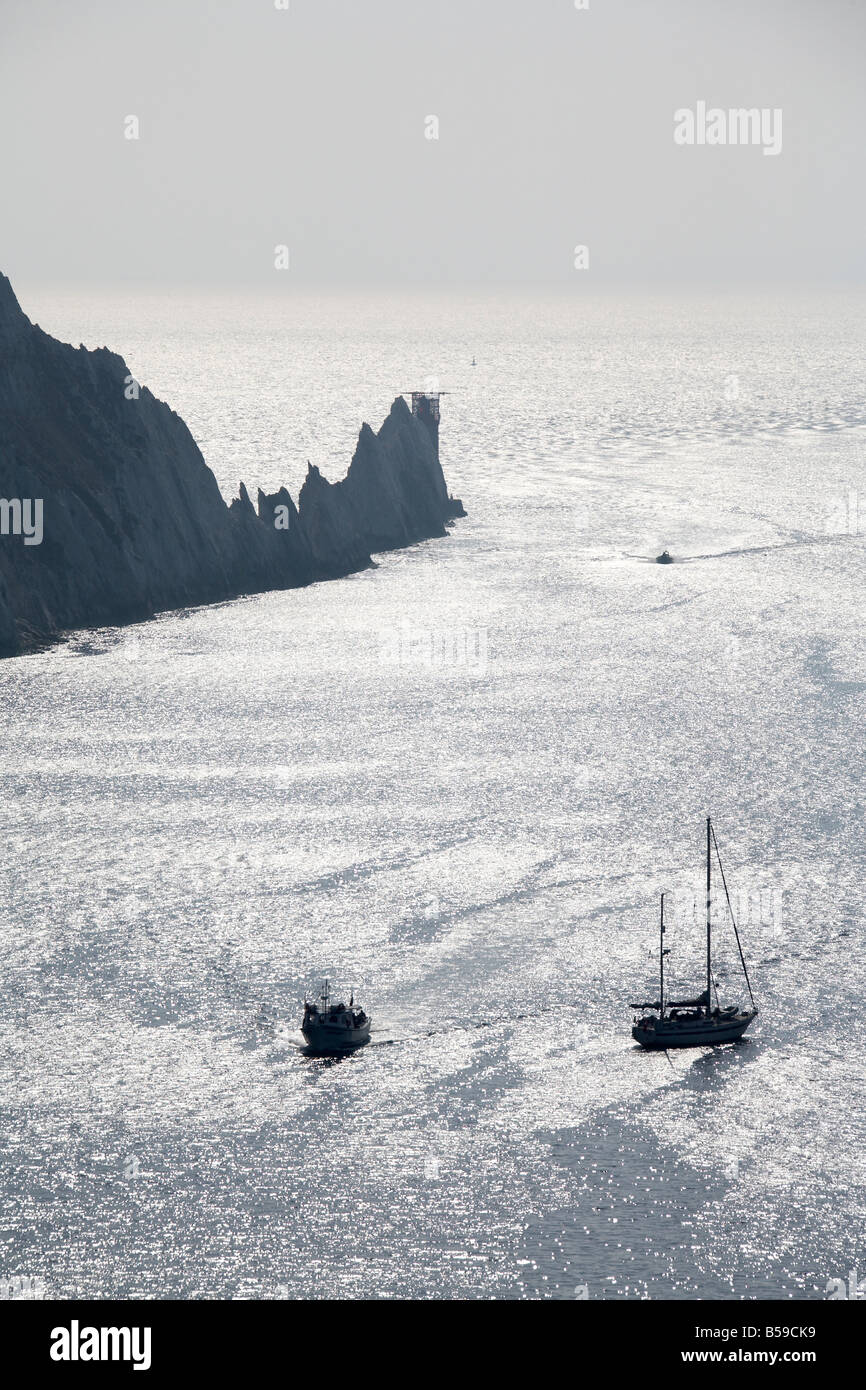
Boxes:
[403,389,466,522]
[408,391,446,457]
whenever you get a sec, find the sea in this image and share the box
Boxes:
[1,284,864,1300]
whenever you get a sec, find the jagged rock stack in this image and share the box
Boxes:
[0,273,464,656]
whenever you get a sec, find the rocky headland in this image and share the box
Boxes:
[0,273,465,657]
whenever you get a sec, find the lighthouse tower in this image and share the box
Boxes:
[408,391,445,457]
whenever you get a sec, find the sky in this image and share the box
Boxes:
[0,0,863,286]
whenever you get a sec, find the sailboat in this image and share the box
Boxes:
[630,818,758,1049]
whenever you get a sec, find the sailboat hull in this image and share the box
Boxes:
[632,1010,757,1050]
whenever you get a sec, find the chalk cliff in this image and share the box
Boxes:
[0,274,464,656]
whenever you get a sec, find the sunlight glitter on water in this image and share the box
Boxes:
[1,288,865,1297]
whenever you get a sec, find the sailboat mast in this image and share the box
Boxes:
[659,892,665,1013]
[706,816,712,1010]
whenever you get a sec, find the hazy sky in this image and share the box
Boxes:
[1,0,863,285]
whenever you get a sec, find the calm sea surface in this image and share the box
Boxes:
[1,286,865,1299]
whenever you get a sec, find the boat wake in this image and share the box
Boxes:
[625,532,863,565]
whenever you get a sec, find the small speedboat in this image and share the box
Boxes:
[301,981,371,1053]
[656,549,674,564]
[630,817,758,1050]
